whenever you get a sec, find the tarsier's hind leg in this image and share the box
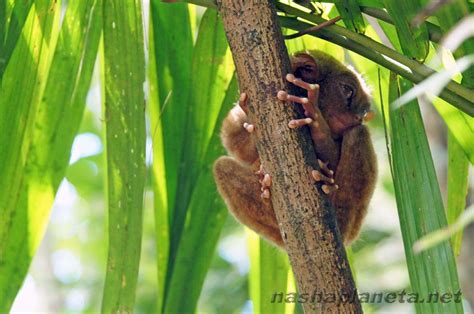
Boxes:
[213,156,284,248]
[332,125,377,244]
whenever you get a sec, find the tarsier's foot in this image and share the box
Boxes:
[312,159,339,195]
[239,93,255,133]
[256,164,272,199]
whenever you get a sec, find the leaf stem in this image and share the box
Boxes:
[360,7,443,42]
[277,2,473,116]
[175,0,474,116]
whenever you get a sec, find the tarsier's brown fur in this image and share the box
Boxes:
[214,50,377,249]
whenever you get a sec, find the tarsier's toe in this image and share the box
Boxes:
[256,166,272,199]
[311,160,337,195]
[322,184,339,195]
[261,189,270,199]
[312,170,334,184]
[239,93,254,133]
[261,173,272,188]
[285,73,319,92]
[317,159,334,177]
[288,118,313,129]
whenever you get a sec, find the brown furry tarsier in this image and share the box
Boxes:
[213,50,377,249]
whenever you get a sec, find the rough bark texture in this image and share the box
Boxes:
[216,1,362,313]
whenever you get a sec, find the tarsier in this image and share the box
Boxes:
[213,50,377,248]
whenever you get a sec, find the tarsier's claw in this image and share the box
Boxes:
[322,184,339,195]
[243,122,255,133]
[288,118,313,129]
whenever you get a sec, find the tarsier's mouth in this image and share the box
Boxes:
[329,113,359,136]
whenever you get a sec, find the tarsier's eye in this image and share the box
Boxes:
[341,84,354,99]
[302,64,315,73]
[304,64,313,70]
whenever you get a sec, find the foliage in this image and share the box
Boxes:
[0,0,472,313]
[101,0,146,311]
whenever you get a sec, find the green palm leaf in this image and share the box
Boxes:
[101,0,146,311]
[0,0,101,309]
[384,73,463,313]
[335,0,366,33]
[446,132,469,255]
[0,0,34,79]
[151,7,235,313]
[149,2,194,312]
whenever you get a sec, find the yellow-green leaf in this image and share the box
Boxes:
[101,0,146,311]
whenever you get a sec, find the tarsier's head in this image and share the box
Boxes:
[291,50,373,137]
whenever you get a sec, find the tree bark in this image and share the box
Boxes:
[216,1,362,313]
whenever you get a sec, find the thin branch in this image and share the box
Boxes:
[276,2,474,116]
[360,6,443,42]
[178,0,474,116]
[284,16,341,39]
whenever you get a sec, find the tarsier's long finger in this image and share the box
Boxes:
[312,170,335,184]
[306,84,320,109]
[261,189,270,199]
[318,159,334,177]
[243,122,254,133]
[286,74,317,91]
[322,184,339,195]
[288,118,316,129]
[239,93,248,113]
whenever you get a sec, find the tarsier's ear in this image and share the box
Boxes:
[291,52,319,82]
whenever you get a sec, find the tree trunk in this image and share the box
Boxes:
[215,1,362,313]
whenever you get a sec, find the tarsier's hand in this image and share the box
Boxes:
[237,92,272,199]
[277,74,332,141]
[278,73,320,123]
[277,73,339,195]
